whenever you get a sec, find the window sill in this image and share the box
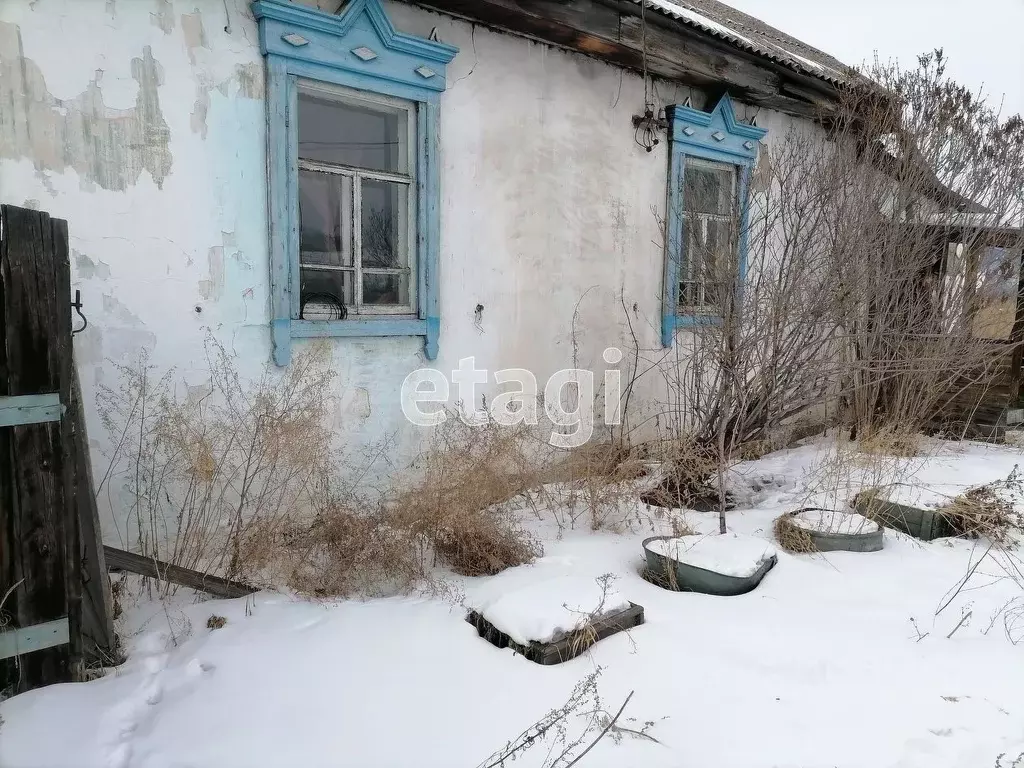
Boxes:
[673,313,724,327]
[661,313,723,346]
[289,318,427,337]
[272,316,439,364]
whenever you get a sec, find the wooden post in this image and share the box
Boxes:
[0,205,78,694]
[71,363,119,669]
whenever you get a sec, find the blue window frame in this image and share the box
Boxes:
[253,0,457,365]
[662,94,767,347]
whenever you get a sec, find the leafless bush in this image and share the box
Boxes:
[97,337,339,591]
[97,355,577,595]
[644,51,1022,533]
[639,436,721,511]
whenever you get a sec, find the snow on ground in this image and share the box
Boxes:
[469,574,630,645]
[646,533,776,577]
[3,438,1024,768]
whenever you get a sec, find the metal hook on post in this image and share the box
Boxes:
[71,289,87,336]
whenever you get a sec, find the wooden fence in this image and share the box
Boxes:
[0,204,116,696]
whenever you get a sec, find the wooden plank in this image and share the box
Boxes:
[103,547,258,600]
[70,364,119,668]
[0,205,76,694]
[51,215,83,682]
[409,0,841,118]
[0,393,65,427]
[0,618,69,661]
[468,603,645,665]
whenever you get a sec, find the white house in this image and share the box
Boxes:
[0,0,863,537]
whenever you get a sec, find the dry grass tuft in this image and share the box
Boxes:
[857,426,922,458]
[772,512,817,554]
[543,441,649,486]
[430,513,540,577]
[206,615,227,630]
[392,418,543,577]
[940,468,1024,546]
[278,503,425,597]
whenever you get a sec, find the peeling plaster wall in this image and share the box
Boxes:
[0,0,807,545]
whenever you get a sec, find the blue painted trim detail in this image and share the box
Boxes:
[422,100,442,361]
[662,94,768,348]
[253,0,456,94]
[271,319,291,366]
[253,0,456,365]
[291,319,427,338]
[0,617,70,660]
[425,316,440,360]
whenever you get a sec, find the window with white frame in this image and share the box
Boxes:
[297,83,416,319]
[679,157,739,314]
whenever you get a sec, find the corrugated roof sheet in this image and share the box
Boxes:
[634,0,853,85]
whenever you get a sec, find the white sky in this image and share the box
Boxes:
[721,0,1024,118]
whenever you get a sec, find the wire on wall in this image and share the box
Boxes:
[632,1,666,152]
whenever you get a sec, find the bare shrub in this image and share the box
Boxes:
[542,441,675,532]
[97,337,339,590]
[640,436,722,511]
[99,352,550,594]
[642,51,1022,534]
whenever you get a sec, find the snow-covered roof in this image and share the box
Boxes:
[633,0,852,85]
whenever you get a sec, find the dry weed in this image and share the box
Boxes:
[277,502,425,597]
[97,336,339,591]
[544,441,666,532]
[858,426,922,458]
[772,513,817,554]
[941,468,1024,546]
[392,418,543,577]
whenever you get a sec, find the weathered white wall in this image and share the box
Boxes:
[0,0,806,543]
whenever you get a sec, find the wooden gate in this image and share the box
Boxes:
[0,204,116,697]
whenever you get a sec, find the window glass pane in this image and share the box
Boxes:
[704,219,733,280]
[299,170,353,268]
[684,161,734,215]
[679,281,697,308]
[361,179,408,269]
[363,272,408,306]
[973,246,1021,340]
[299,268,354,319]
[298,87,408,173]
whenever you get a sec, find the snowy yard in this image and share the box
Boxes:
[3,439,1024,768]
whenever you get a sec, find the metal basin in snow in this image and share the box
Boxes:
[641,535,777,596]
[854,492,955,542]
[779,508,885,553]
